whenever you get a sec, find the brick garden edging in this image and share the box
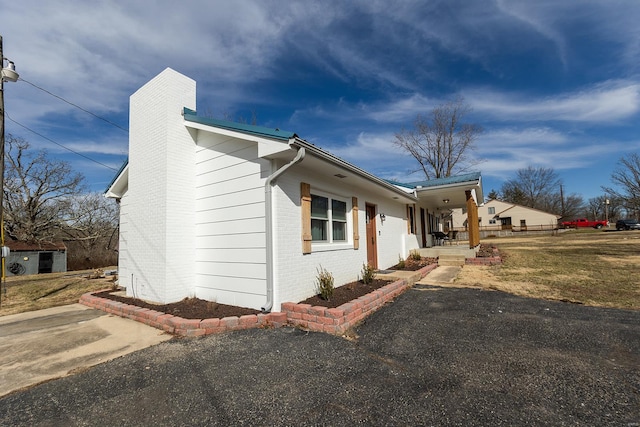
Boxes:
[79,292,287,337]
[79,263,437,337]
[465,247,502,266]
[281,264,437,335]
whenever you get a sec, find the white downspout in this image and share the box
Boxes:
[261,146,305,313]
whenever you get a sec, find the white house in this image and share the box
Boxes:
[451,199,560,232]
[106,68,483,312]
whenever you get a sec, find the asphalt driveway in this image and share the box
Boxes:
[1,285,639,426]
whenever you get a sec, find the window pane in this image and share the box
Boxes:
[311,219,328,241]
[333,221,346,241]
[488,207,495,214]
[332,199,346,221]
[311,195,328,219]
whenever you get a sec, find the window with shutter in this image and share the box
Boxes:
[300,182,352,253]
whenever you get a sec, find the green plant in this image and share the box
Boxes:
[397,254,406,269]
[315,266,335,301]
[361,263,376,285]
[409,250,422,261]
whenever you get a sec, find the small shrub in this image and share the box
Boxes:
[409,250,422,261]
[397,254,406,269]
[316,266,335,301]
[361,263,376,285]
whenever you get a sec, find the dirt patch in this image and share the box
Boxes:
[442,265,550,297]
[94,291,260,319]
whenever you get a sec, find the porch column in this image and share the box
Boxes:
[465,190,480,248]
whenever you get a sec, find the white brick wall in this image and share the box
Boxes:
[272,165,416,311]
[117,68,424,309]
[122,68,197,303]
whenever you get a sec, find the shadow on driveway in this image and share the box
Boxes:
[1,286,639,426]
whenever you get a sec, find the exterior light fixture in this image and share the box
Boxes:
[379,213,386,221]
[443,198,450,204]
[1,60,19,82]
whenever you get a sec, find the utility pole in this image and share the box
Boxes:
[0,35,5,303]
[0,35,5,231]
[0,35,19,303]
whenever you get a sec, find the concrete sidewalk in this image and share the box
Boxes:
[0,303,172,397]
[416,265,462,285]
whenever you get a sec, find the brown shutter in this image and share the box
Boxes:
[301,182,312,254]
[352,197,359,250]
[406,205,411,234]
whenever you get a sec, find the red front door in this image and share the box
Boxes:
[366,204,378,269]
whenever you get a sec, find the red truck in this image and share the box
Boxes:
[561,218,608,229]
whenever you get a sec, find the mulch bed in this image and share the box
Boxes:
[93,256,441,318]
[300,278,394,309]
[477,243,499,257]
[94,279,394,318]
[94,290,260,320]
[389,257,438,271]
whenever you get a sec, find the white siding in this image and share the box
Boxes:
[194,132,270,309]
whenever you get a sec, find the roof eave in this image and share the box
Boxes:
[293,138,417,203]
[105,163,129,199]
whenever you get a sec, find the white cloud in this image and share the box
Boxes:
[467,81,640,123]
[478,127,568,149]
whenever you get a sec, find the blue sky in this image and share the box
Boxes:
[2,0,639,202]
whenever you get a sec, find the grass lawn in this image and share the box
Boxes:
[0,268,116,316]
[456,229,640,310]
[3,229,640,317]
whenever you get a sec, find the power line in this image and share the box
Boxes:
[18,78,129,133]
[5,112,118,171]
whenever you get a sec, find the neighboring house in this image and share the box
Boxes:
[105,68,483,311]
[451,199,560,232]
[4,240,67,276]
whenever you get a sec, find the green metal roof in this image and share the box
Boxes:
[183,108,296,141]
[387,172,481,189]
[104,159,128,193]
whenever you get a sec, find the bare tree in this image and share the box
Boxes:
[585,195,622,222]
[500,166,560,211]
[500,166,583,218]
[557,193,584,220]
[61,193,119,269]
[3,134,86,242]
[394,97,482,179]
[602,153,640,217]
[485,189,500,202]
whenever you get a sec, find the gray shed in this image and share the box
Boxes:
[4,241,67,276]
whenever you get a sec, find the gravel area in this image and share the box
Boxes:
[1,286,638,426]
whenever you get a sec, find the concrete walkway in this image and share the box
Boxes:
[416,265,462,285]
[0,304,172,397]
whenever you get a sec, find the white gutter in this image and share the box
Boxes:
[261,145,306,313]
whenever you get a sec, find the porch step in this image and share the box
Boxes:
[418,247,476,258]
[438,254,466,267]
